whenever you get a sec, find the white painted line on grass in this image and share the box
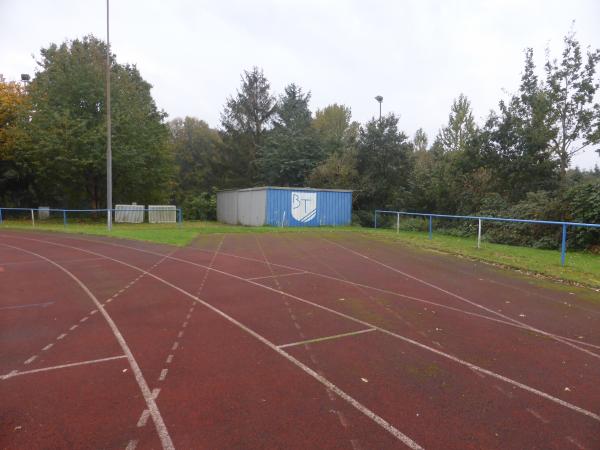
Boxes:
[278,328,377,349]
[2,355,127,380]
[0,243,175,450]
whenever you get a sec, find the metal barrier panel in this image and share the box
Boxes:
[148,205,177,223]
[115,204,144,223]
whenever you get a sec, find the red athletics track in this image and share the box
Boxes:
[1,230,599,449]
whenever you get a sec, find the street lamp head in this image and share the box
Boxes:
[375,95,383,103]
[21,73,31,82]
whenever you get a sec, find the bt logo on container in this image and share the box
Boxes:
[291,192,317,223]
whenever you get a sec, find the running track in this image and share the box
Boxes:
[1,229,599,449]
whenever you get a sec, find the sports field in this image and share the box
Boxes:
[1,229,599,449]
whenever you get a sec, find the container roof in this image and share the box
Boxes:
[218,186,353,193]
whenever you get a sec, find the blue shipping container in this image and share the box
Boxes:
[265,188,352,227]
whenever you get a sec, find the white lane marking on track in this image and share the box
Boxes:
[246,270,308,281]
[24,355,37,365]
[526,407,549,424]
[182,321,188,328]
[125,439,138,450]
[152,388,161,400]
[565,436,585,449]
[24,235,600,424]
[42,343,54,351]
[137,409,150,427]
[337,410,349,427]
[90,309,98,315]
[324,238,600,359]
[0,243,174,450]
[171,342,179,351]
[2,355,127,380]
[166,354,174,364]
[158,369,168,381]
[32,239,424,449]
[80,316,88,322]
[56,333,67,340]
[278,328,377,349]
[69,324,78,331]
[177,331,184,338]
[0,301,55,310]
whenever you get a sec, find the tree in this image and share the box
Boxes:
[437,94,477,153]
[220,67,276,185]
[355,113,413,210]
[483,48,559,201]
[0,78,32,205]
[170,116,222,198]
[413,128,429,152]
[545,30,600,175]
[21,35,171,208]
[312,103,352,155]
[256,84,323,185]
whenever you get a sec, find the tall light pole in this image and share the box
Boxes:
[106,0,112,231]
[374,95,383,121]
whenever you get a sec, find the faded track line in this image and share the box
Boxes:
[13,235,600,423]
[0,242,175,450]
[278,328,377,349]
[1,355,127,380]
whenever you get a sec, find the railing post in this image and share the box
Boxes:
[63,210,67,227]
[560,224,567,266]
[396,212,400,233]
[0,208,3,224]
[477,218,482,249]
[178,208,183,227]
[374,211,377,229]
[428,215,432,240]
[31,209,35,227]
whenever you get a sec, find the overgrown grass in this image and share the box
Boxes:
[360,228,600,288]
[2,219,599,287]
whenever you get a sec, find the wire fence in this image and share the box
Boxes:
[374,210,600,266]
[0,207,183,229]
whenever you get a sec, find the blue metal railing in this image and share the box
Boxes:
[0,207,183,228]
[374,210,600,266]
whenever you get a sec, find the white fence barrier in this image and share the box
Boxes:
[115,204,144,223]
[148,205,177,223]
[38,206,50,220]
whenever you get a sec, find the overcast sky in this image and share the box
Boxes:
[1,0,599,169]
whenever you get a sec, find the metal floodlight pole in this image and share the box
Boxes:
[375,95,383,121]
[106,0,113,231]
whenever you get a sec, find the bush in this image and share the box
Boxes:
[181,192,216,220]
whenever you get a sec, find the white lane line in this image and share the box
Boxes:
[171,342,179,351]
[23,235,600,424]
[186,313,191,320]
[56,333,67,340]
[526,407,549,424]
[42,343,54,351]
[106,298,113,303]
[337,410,349,427]
[69,324,78,331]
[0,243,174,450]
[137,409,150,427]
[24,355,37,365]
[294,322,301,330]
[166,354,174,364]
[158,369,168,381]
[90,309,98,315]
[2,355,127,380]
[182,321,188,328]
[177,331,184,338]
[80,316,88,322]
[28,239,423,449]
[246,271,307,281]
[0,301,55,310]
[152,388,161,400]
[278,328,377,349]
[324,238,600,359]
[566,436,585,449]
[125,439,138,450]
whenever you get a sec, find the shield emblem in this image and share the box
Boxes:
[291,192,317,223]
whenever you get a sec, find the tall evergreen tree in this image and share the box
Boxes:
[256,84,323,185]
[437,94,477,153]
